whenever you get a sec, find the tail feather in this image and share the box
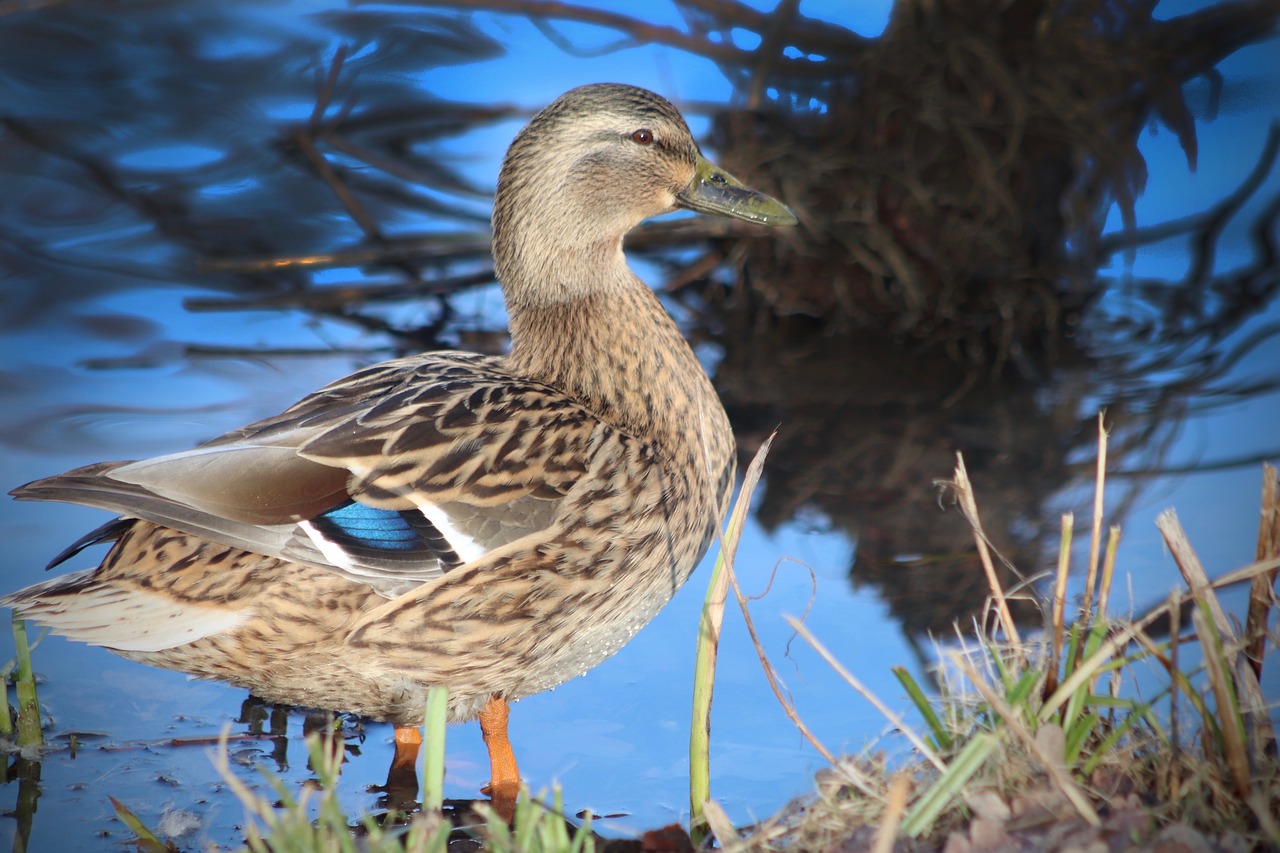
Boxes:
[43,517,134,570]
[2,569,248,653]
[11,461,438,597]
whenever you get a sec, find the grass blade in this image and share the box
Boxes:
[11,616,43,748]
[1194,606,1251,800]
[689,433,773,834]
[1045,511,1073,700]
[902,732,998,837]
[1245,463,1278,679]
[422,685,449,812]
[790,616,944,773]
[948,454,1020,645]
[955,654,1100,827]
[109,797,170,853]
[893,666,953,751]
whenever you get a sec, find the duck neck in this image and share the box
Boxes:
[503,265,731,461]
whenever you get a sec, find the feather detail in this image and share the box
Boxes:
[0,569,248,653]
[109,444,348,525]
[43,517,134,570]
[301,501,464,572]
[8,353,595,595]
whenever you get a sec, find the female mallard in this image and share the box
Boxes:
[3,83,795,799]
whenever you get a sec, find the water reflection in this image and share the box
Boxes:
[716,323,1063,635]
[706,124,1280,635]
[4,756,39,853]
[2,0,1278,848]
[0,0,506,339]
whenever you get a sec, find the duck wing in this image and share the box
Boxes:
[12,352,599,597]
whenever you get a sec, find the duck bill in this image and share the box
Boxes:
[675,153,798,227]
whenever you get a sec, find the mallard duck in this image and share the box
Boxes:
[3,83,796,801]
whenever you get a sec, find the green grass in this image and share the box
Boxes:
[206,726,596,852]
[4,614,44,748]
[421,685,449,812]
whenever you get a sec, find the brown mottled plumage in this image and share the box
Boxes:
[3,83,795,793]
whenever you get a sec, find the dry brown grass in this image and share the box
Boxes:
[716,458,1280,852]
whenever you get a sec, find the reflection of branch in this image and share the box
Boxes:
[196,235,492,273]
[195,216,763,276]
[1183,321,1280,389]
[679,0,867,52]
[1252,173,1280,271]
[367,0,862,73]
[1098,123,1279,259]
[80,345,399,371]
[0,232,182,286]
[382,0,752,61]
[1095,124,1280,398]
[295,130,383,238]
[0,0,74,16]
[1111,448,1280,478]
[2,118,199,252]
[309,44,348,129]
[1186,123,1280,288]
[528,16,639,57]
[184,269,495,312]
[297,46,383,239]
[322,132,490,199]
[745,0,797,109]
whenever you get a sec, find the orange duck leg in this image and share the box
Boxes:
[479,696,520,819]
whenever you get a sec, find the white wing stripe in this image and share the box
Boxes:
[299,520,358,570]
[411,498,488,564]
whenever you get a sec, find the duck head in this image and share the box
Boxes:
[492,83,796,304]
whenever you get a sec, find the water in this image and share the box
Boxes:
[2,1,1278,849]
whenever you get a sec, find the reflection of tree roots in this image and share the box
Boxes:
[688,1,1279,353]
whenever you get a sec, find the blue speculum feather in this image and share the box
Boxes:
[312,502,425,551]
[310,501,463,570]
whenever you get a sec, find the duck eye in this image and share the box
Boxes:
[630,129,654,146]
